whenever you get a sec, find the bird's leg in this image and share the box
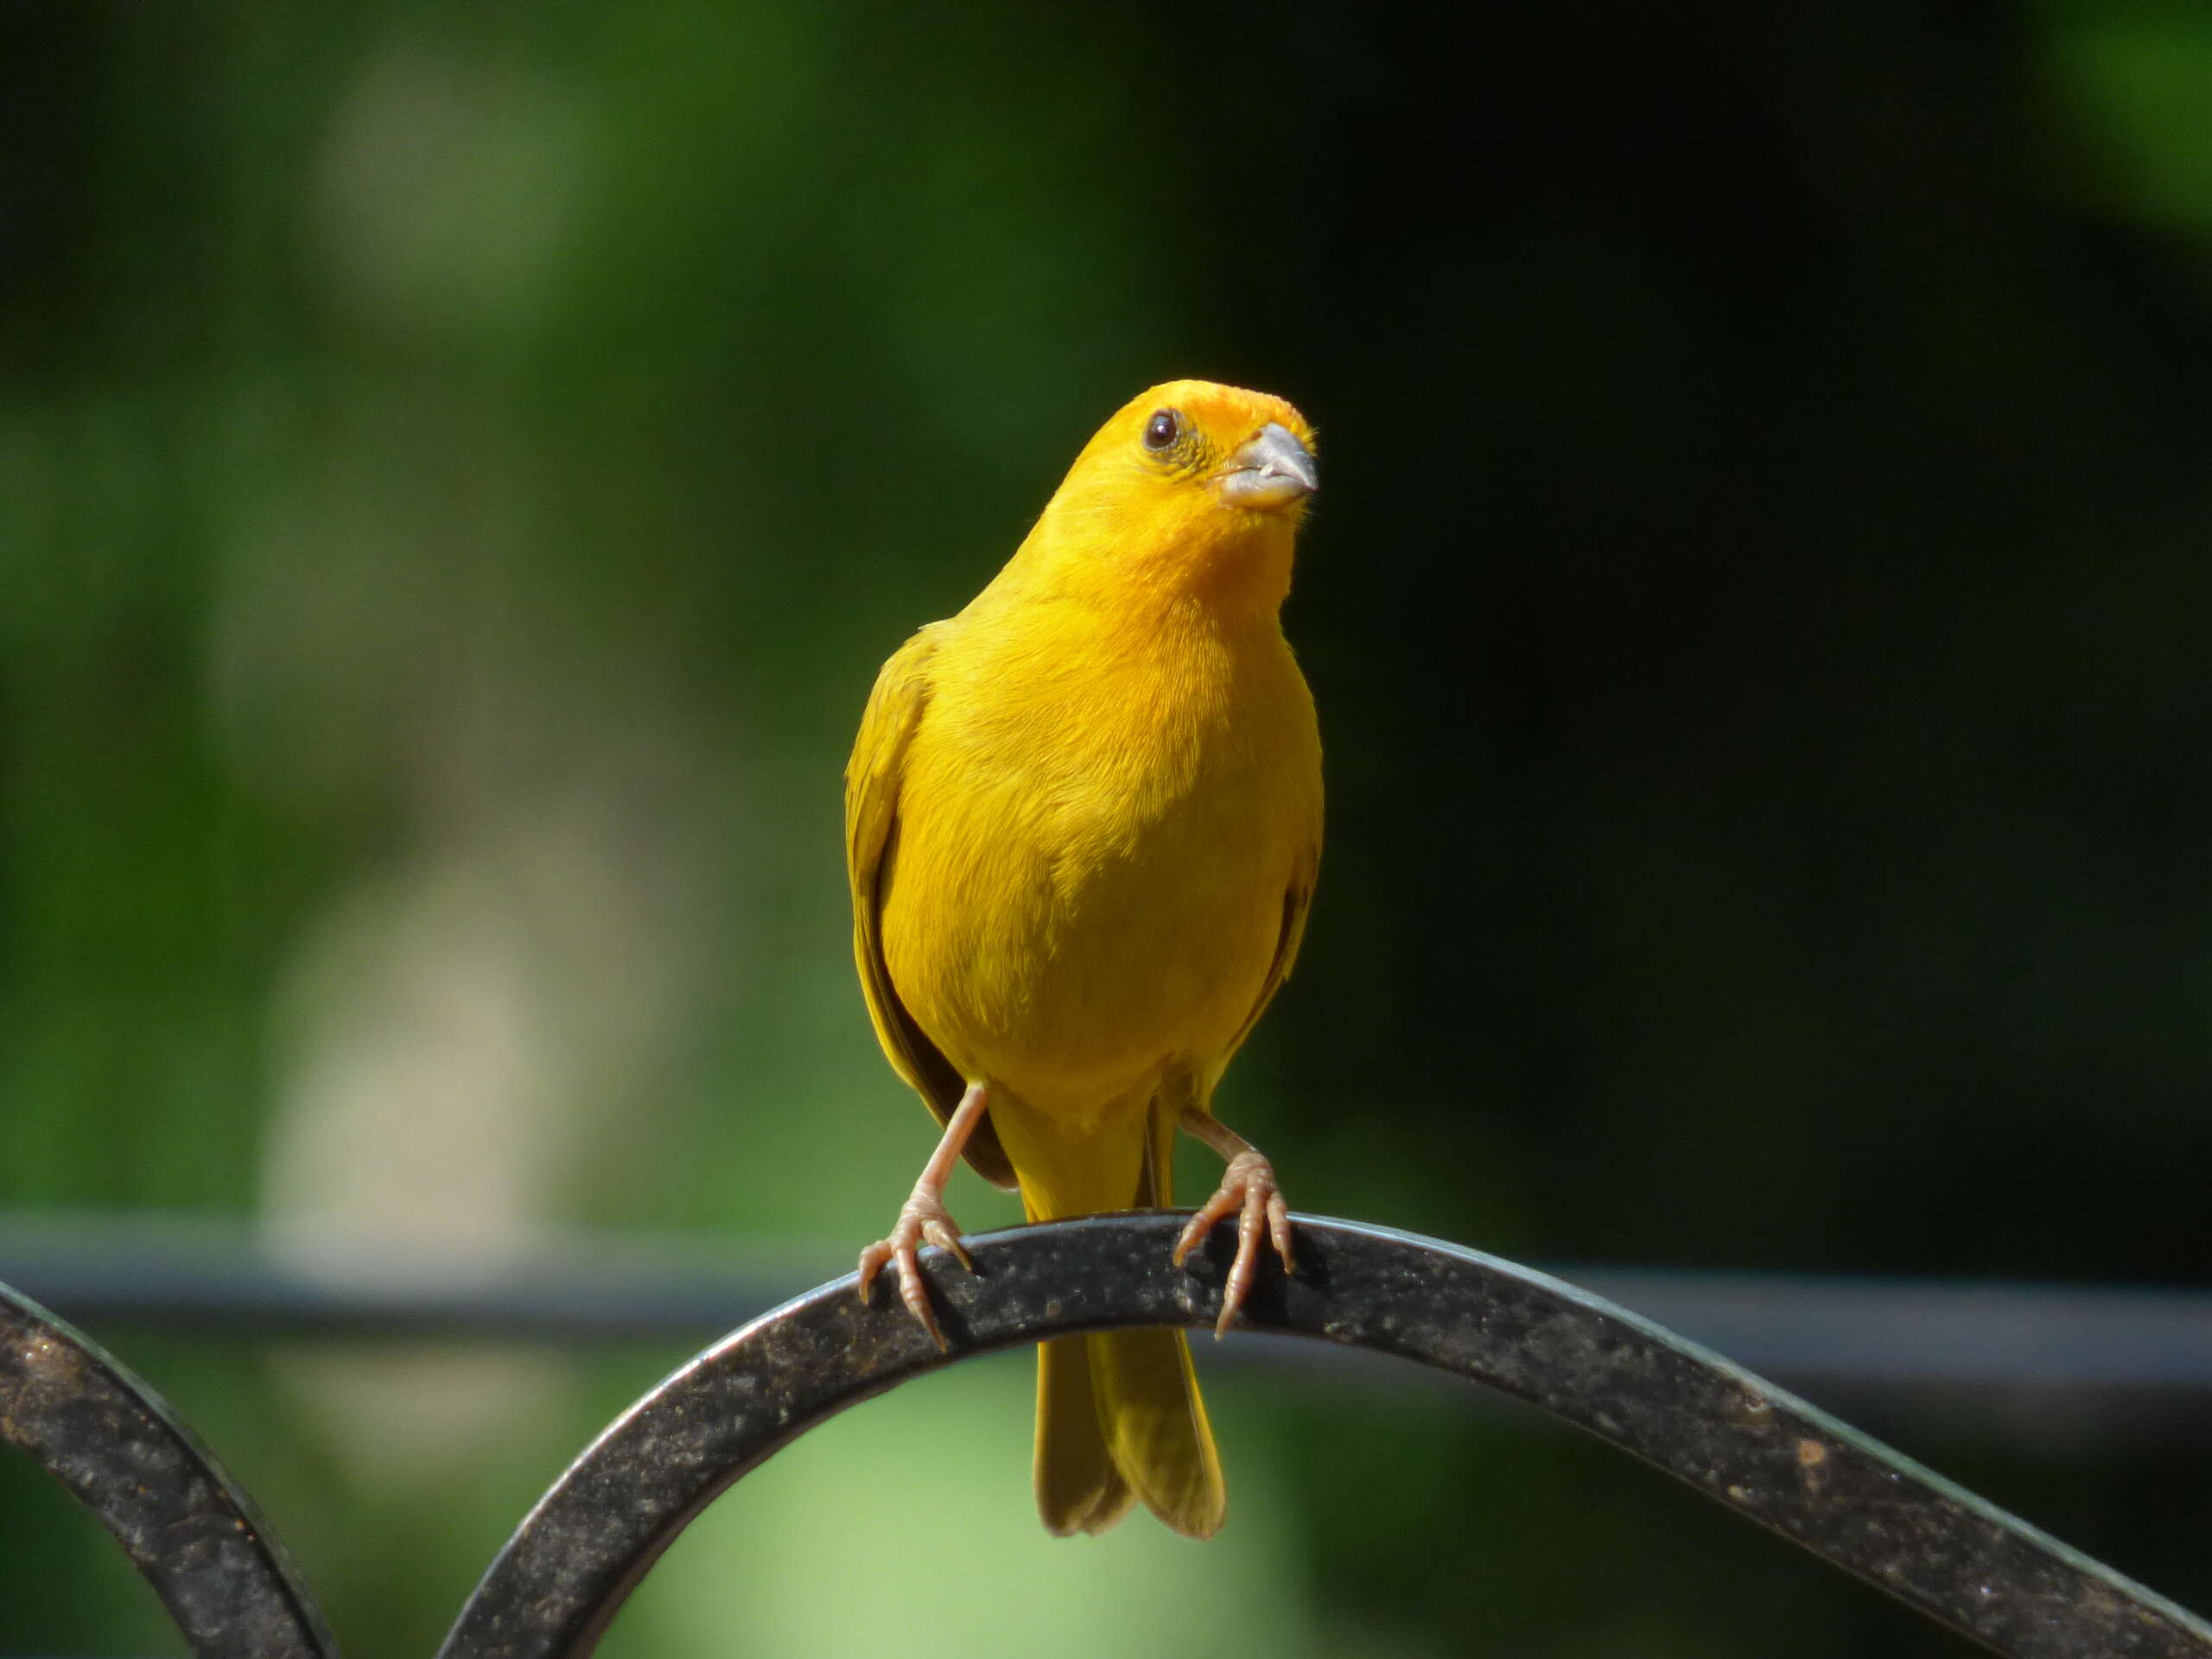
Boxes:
[1172,1108,1295,1338]
[857,1080,988,1350]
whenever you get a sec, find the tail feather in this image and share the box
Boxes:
[1009,1086,1226,1539]
[1034,1336,1136,1535]
[1088,1325,1224,1535]
[1035,1328,1224,1539]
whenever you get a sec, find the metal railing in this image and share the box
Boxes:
[5,1213,2209,1658]
[8,1208,2209,1412]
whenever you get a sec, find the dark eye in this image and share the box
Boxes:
[1142,410,1181,452]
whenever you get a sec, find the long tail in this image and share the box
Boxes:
[1001,1090,1226,1539]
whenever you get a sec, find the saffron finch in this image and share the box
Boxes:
[846,380,1322,1538]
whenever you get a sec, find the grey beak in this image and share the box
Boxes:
[1217,422,1318,510]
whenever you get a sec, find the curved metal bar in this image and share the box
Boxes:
[439,1213,2212,1659]
[0,1281,338,1659]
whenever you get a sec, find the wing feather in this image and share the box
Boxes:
[1224,836,1321,1061]
[844,627,1018,1191]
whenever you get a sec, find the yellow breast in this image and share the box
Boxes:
[880,590,1319,1119]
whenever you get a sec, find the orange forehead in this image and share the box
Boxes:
[1116,380,1314,451]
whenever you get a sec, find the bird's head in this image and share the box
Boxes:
[1028,379,1319,613]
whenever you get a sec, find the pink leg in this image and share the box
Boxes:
[1171,1108,1295,1338]
[857,1081,989,1350]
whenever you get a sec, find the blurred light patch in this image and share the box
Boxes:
[318,44,595,341]
[604,1358,1318,1659]
[264,856,573,1274]
[259,791,708,1484]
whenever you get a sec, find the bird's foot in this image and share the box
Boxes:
[1173,1148,1294,1338]
[857,1192,975,1351]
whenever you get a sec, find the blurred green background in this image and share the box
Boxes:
[4,1,2211,1654]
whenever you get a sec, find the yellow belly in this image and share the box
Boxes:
[880,606,1318,1120]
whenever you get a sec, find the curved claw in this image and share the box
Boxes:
[856,1194,975,1351]
[1173,1148,1295,1338]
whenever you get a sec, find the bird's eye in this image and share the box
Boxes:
[1142,410,1181,452]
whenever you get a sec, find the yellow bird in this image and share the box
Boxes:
[845,379,1322,1538]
